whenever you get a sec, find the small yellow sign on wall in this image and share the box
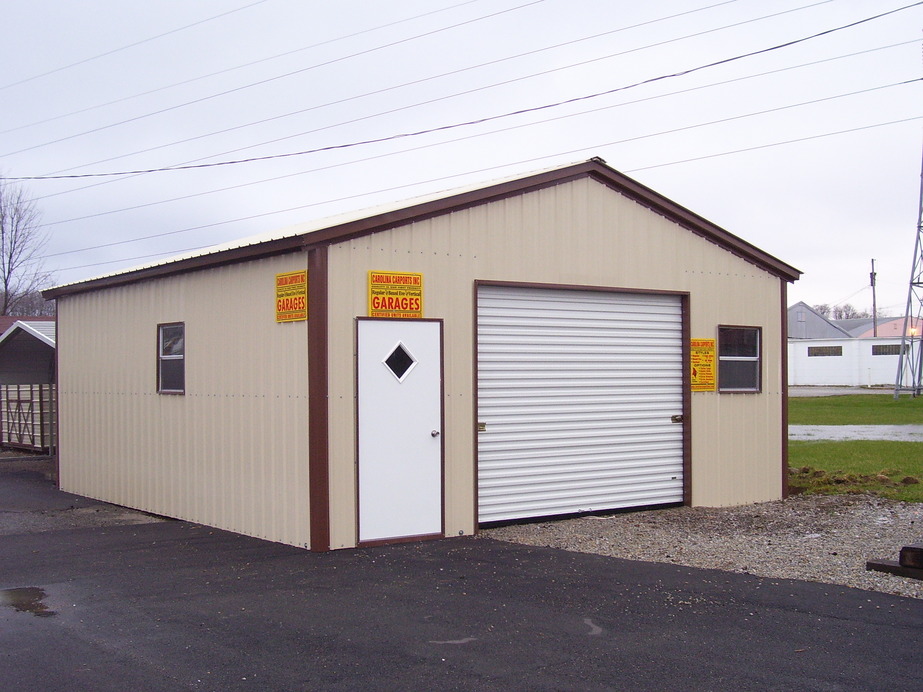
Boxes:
[368,271,423,318]
[276,270,307,322]
[691,338,716,392]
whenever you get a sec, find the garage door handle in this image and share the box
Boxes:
[431,430,441,437]
[671,415,684,423]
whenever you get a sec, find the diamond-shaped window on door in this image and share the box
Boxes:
[384,342,417,382]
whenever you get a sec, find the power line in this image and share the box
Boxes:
[0,0,274,92]
[40,78,919,229]
[0,0,489,137]
[34,36,918,204]
[45,113,922,265]
[624,115,923,173]
[34,0,748,177]
[11,0,917,185]
[50,112,923,275]
[0,0,546,160]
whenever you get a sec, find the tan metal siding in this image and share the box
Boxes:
[57,254,311,547]
[325,177,786,546]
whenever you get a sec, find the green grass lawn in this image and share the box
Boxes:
[788,395,923,501]
[789,393,923,425]
[788,441,923,502]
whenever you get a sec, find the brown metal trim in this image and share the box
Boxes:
[780,281,790,499]
[716,324,763,394]
[308,246,330,552]
[156,322,185,395]
[354,317,446,547]
[44,239,307,300]
[437,319,446,539]
[352,319,360,546]
[681,294,692,506]
[44,160,801,302]
[475,278,690,298]
[471,281,481,536]
[585,166,801,282]
[53,311,59,484]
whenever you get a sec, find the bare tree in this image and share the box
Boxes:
[831,304,870,320]
[10,290,55,317]
[0,178,53,316]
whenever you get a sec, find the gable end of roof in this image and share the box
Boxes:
[44,158,800,299]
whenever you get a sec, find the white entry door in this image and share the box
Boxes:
[357,319,443,543]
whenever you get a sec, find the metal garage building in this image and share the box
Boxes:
[45,159,801,551]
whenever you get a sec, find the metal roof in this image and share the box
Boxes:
[45,158,801,299]
[0,320,56,348]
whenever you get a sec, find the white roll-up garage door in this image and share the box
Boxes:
[477,285,685,523]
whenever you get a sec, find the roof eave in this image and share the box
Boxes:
[0,321,56,348]
[44,158,800,300]
[43,234,308,300]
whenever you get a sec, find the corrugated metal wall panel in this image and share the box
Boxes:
[56,254,312,548]
[317,175,785,544]
[477,285,683,522]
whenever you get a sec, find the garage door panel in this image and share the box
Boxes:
[481,485,685,522]
[479,459,684,482]
[477,285,685,523]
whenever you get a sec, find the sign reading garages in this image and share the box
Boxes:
[275,270,307,322]
[368,271,423,318]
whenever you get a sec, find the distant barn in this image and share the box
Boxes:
[0,317,56,453]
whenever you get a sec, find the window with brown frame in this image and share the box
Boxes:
[718,326,761,392]
[158,323,185,394]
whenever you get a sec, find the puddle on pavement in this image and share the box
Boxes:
[0,587,56,617]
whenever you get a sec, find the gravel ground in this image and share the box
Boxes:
[6,457,922,599]
[484,494,923,600]
[0,503,163,536]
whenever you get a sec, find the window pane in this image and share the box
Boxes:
[161,325,184,357]
[718,327,758,357]
[384,343,416,381]
[872,344,902,356]
[808,346,842,357]
[160,359,184,392]
[720,360,759,391]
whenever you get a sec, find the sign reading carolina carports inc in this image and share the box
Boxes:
[368,271,423,318]
[690,338,716,392]
[275,270,307,322]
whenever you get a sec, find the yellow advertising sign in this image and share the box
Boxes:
[691,338,716,392]
[276,270,307,322]
[368,271,423,318]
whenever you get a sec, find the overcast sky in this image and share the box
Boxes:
[2,0,921,315]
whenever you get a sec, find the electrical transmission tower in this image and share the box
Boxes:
[894,148,923,398]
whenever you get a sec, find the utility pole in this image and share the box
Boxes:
[871,259,878,337]
[895,144,923,398]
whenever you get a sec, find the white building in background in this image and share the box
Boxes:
[787,302,920,387]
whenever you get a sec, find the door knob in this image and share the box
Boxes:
[431,430,440,437]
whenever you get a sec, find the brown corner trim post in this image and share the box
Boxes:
[781,281,790,499]
[308,245,331,551]
[681,294,692,505]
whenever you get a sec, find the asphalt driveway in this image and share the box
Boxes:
[1,460,921,691]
